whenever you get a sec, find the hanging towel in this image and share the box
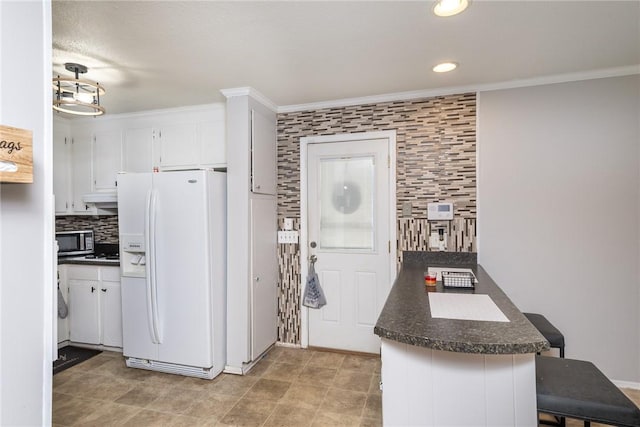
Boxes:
[58,287,68,319]
[303,263,327,309]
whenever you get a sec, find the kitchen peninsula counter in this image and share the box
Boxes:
[374,256,548,355]
[375,251,547,427]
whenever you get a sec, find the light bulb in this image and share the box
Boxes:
[433,62,458,73]
[433,0,469,17]
[74,92,94,104]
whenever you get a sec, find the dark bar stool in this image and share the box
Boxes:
[524,312,565,358]
[537,356,640,427]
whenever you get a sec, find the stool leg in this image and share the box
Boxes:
[560,346,565,358]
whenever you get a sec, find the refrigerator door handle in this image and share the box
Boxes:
[145,189,162,344]
[148,189,162,343]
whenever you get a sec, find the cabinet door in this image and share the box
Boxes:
[251,109,276,195]
[53,130,70,213]
[158,123,198,169]
[250,198,278,360]
[68,279,100,344]
[100,280,122,348]
[71,133,93,213]
[199,119,226,167]
[93,129,122,190]
[123,127,154,173]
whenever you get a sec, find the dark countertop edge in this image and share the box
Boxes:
[58,260,120,267]
[374,326,548,355]
[375,255,550,355]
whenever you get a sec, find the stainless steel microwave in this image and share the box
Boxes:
[56,230,94,256]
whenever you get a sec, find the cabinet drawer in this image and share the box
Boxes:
[66,265,99,280]
[101,266,121,282]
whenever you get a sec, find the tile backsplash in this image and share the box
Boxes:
[55,216,119,244]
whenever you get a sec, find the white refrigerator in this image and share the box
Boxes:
[116,170,226,379]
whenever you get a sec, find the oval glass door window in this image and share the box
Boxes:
[332,181,361,214]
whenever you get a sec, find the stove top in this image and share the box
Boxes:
[85,253,119,260]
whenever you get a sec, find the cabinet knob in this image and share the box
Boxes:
[91,286,96,293]
[256,185,261,189]
[101,288,107,292]
[255,276,260,282]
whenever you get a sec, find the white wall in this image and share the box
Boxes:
[478,75,640,383]
[0,0,54,424]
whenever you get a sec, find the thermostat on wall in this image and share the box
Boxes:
[427,202,454,220]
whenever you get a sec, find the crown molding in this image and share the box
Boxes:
[277,65,640,114]
[220,86,277,112]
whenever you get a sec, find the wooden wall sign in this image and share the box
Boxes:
[0,125,33,183]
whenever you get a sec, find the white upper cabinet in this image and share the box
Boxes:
[251,108,277,195]
[53,127,71,213]
[93,129,122,191]
[123,127,154,173]
[200,118,226,167]
[70,132,93,213]
[157,122,198,169]
[53,104,226,215]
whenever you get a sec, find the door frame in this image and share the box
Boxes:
[299,130,397,349]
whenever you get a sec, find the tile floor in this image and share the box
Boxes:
[53,346,640,426]
[53,346,382,426]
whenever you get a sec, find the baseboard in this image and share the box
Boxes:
[275,342,301,349]
[612,379,640,390]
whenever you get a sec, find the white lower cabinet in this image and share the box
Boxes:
[100,268,123,348]
[65,265,123,348]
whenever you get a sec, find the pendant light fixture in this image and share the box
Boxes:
[53,63,105,116]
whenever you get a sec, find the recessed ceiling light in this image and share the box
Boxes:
[433,0,469,17]
[433,62,458,73]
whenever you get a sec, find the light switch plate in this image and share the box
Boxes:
[402,201,412,217]
[278,230,299,244]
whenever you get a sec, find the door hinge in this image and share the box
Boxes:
[388,240,391,253]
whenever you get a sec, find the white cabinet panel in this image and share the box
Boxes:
[250,198,278,360]
[53,130,70,213]
[251,109,276,195]
[100,280,122,348]
[68,279,100,344]
[158,123,198,169]
[123,127,154,173]
[71,133,93,213]
[93,129,122,190]
[200,119,226,166]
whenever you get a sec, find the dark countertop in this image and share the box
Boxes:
[58,258,120,267]
[374,251,549,355]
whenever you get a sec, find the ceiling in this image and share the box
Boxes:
[52,1,640,115]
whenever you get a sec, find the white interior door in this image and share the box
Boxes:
[307,137,393,354]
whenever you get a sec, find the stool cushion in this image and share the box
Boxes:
[536,356,640,427]
[524,313,565,349]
